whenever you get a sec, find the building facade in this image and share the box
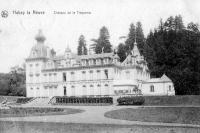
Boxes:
[25,30,174,97]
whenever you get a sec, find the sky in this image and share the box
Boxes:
[0,0,200,73]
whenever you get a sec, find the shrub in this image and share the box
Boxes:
[117,96,145,105]
[16,97,33,103]
[53,96,113,105]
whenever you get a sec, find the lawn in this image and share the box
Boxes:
[104,107,200,125]
[143,95,200,106]
[0,121,199,133]
[0,107,83,118]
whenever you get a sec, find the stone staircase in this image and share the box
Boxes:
[24,97,51,107]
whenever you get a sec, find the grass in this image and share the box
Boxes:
[143,95,200,106]
[0,96,23,103]
[0,107,83,118]
[0,121,199,133]
[104,107,200,125]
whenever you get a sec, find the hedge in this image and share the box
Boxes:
[16,97,33,104]
[53,96,113,105]
[117,96,145,105]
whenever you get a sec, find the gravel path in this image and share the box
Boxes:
[0,105,200,128]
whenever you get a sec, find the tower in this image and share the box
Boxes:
[25,30,48,97]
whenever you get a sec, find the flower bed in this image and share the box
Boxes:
[117,96,145,105]
[52,96,113,105]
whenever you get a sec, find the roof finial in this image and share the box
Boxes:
[35,29,46,43]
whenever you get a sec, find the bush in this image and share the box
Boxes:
[117,96,145,105]
[16,97,33,104]
[53,96,113,105]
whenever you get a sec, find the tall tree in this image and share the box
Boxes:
[145,15,200,95]
[136,21,146,56]
[77,35,87,55]
[125,23,136,52]
[91,26,112,54]
[117,43,127,62]
[174,15,185,31]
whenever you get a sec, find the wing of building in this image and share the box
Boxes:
[25,30,175,97]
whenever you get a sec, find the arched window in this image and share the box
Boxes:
[150,85,154,92]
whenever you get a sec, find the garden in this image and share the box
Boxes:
[0,107,83,118]
[52,96,113,106]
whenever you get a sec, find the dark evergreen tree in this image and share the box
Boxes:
[125,23,136,52]
[77,35,87,55]
[136,21,146,56]
[145,15,200,95]
[91,26,112,54]
[117,43,127,62]
[174,15,185,31]
[164,16,175,31]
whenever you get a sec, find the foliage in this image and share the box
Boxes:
[54,96,113,105]
[117,43,127,62]
[16,97,33,103]
[144,15,200,95]
[0,66,26,96]
[77,35,88,55]
[117,96,145,105]
[117,22,146,62]
[91,26,112,54]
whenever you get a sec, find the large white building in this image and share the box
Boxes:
[25,30,175,97]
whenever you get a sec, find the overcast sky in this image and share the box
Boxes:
[0,0,200,73]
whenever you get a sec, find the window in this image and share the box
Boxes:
[89,70,93,80]
[126,71,130,79]
[104,69,108,79]
[82,71,86,80]
[30,88,33,90]
[37,87,39,90]
[63,73,66,82]
[71,72,75,81]
[169,85,171,91]
[35,63,39,67]
[97,70,101,80]
[150,85,154,92]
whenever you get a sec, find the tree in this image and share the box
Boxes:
[91,26,112,54]
[187,22,199,33]
[136,21,145,56]
[174,15,185,31]
[125,23,136,52]
[77,35,87,55]
[145,15,200,95]
[117,43,127,62]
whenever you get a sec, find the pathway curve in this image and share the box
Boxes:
[0,105,200,128]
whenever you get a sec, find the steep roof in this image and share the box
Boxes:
[144,74,172,83]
